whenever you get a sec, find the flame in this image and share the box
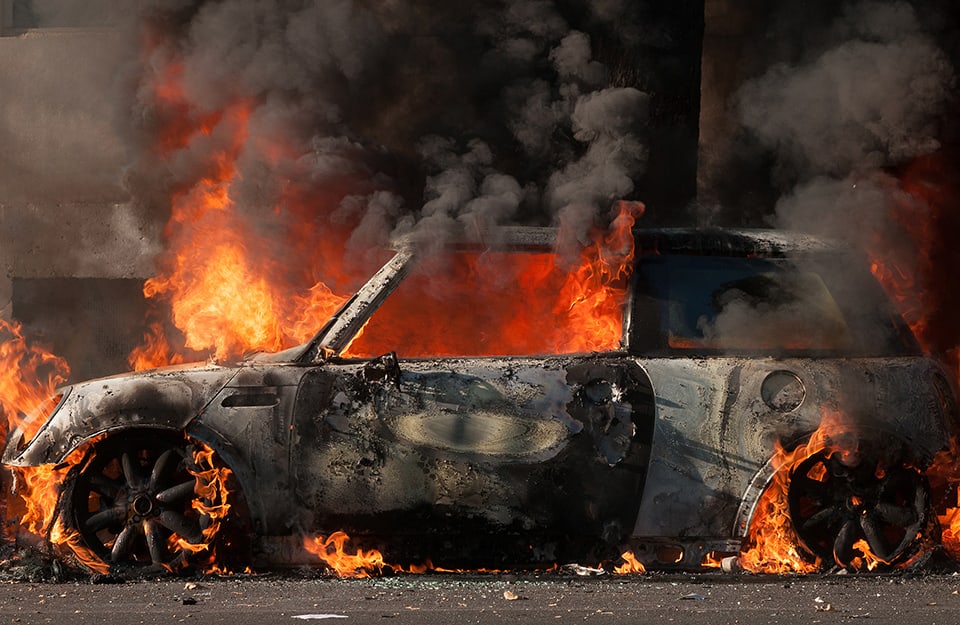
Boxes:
[925,437,960,560]
[0,320,71,542]
[130,50,354,367]
[135,44,644,366]
[738,478,820,574]
[139,70,642,365]
[128,320,186,371]
[302,531,554,577]
[849,539,882,572]
[0,320,69,445]
[739,408,868,574]
[5,442,90,563]
[864,155,960,566]
[866,159,942,352]
[167,442,235,572]
[8,464,65,538]
[345,202,643,358]
[557,201,643,351]
[49,521,110,575]
[700,551,736,569]
[613,550,646,574]
[303,531,386,578]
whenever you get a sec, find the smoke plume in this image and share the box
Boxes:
[116,0,656,286]
[714,0,959,361]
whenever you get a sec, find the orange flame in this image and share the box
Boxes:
[0,320,71,542]
[166,442,235,573]
[613,550,646,574]
[8,464,65,538]
[925,437,960,560]
[130,53,354,367]
[5,441,90,560]
[303,531,386,578]
[128,320,186,371]
[0,320,69,444]
[345,202,643,358]
[49,521,110,575]
[864,155,960,566]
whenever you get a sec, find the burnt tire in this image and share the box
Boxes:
[787,450,931,570]
[59,431,246,574]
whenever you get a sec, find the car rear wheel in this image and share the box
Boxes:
[787,450,931,569]
[60,431,240,574]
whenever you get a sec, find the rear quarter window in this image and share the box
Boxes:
[630,254,919,357]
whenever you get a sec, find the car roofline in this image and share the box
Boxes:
[389,225,843,256]
[389,226,559,251]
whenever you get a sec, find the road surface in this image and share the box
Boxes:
[2,570,960,625]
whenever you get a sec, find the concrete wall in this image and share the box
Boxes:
[0,28,156,319]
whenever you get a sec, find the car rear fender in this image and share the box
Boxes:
[631,356,952,540]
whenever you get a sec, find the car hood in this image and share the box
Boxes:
[3,362,240,467]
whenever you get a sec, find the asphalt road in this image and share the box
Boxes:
[3,571,960,625]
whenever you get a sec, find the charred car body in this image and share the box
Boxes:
[3,227,956,572]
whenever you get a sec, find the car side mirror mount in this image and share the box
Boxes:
[361,351,401,387]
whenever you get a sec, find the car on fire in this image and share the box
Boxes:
[3,226,957,574]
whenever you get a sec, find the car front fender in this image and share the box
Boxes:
[3,364,239,467]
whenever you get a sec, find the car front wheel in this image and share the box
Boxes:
[60,431,240,574]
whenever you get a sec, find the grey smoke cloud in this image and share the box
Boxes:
[714,0,958,360]
[733,0,954,242]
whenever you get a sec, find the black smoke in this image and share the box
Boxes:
[117,0,702,282]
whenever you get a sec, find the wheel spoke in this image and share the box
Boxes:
[89,475,122,500]
[159,510,204,544]
[800,506,841,533]
[84,506,127,533]
[832,518,859,567]
[144,519,167,565]
[121,452,142,489]
[111,525,139,562]
[149,449,180,491]
[156,480,196,504]
[875,502,917,527]
[861,512,894,562]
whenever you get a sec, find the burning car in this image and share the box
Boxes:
[2,224,956,574]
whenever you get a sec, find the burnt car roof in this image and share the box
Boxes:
[390,226,557,252]
[391,226,841,257]
[633,228,840,257]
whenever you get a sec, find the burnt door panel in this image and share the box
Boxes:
[291,355,654,567]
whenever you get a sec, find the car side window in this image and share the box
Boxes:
[631,254,915,356]
[343,249,629,358]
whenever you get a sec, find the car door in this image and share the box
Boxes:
[290,353,655,565]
